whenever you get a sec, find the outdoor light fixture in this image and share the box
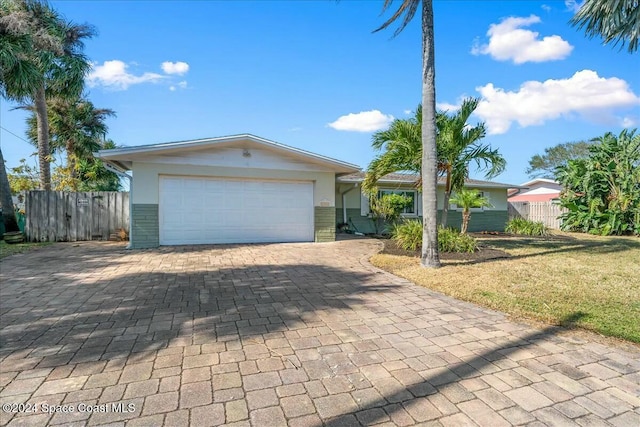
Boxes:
[242,149,251,158]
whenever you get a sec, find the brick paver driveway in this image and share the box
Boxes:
[1,239,639,426]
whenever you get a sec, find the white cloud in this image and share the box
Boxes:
[87,60,164,90]
[541,4,551,12]
[621,116,638,127]
[403,109,412,115]
[327,110,394,132]
[161,61,190,75]
[436,102,461,112]
[169,81,188,92]
[474,70,640,134]
[471,15,573,64]
[565,0,583,13]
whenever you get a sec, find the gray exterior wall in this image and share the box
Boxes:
[315,207,336,242]
[337,208,508,234]
[131,204,159,248]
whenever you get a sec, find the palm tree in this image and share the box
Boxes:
[571,0,640,53]
[437,97,505,227]
[0,147,20,233]
[0,0,95,190]
[363,106,422,193]
[449,189,492,234]
[24,97,116,190]
[375,0,440,268]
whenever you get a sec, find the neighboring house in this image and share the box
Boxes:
[508,178,562,202]
[336,172,518,234]
[97,134,359,248]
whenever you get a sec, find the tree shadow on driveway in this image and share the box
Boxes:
[0,242,396,370]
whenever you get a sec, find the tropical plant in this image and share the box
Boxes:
[368,192,412,234]
[23,97,117,190]
[449,189,492,234]
[363,106,422,193]
[557,129,639,235]
[0,0,95,190]
[505,218,549,236]
[570,0,640,53]
[437,97,505,227]
[392,220,477,253]
[526,140,595,179]
[7,158,39,194]
[375,0,440,268]
[0,147,20,233]
[437,227,477,253]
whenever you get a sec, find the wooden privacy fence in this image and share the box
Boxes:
[25,191,129,242]
[508,201,566,229]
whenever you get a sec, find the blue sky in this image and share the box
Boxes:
[1,0,639,186]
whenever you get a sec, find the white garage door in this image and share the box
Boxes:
[159,176,314,245]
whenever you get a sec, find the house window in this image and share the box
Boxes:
[378,189,417,215]
[450,190,490,211]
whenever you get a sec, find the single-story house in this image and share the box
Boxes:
[508,178,562,202]
[337,172,517,234]
[97,134,518,248]
[96,134,359,248]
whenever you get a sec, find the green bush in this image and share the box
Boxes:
[438,227,478,253]
[392,221,477,253]
[505,218,549,236]
[392,220,423,251]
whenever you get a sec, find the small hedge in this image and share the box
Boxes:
[392,221,478,253]
[505,218,549,236]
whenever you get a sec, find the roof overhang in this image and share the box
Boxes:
[95,134,361,174]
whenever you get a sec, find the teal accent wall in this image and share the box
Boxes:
[336,208,508,234]
[314,207,336,242]
[131,204,159,248]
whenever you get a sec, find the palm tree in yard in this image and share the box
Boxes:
[571,0,640,53]
[449,189,492,234]
[375,0,440,268]
[437,97,505,227]
[0,0,95,190]
[363,106,422,192]
[24,97,116,190]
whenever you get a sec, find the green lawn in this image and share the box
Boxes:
[371,232,640,343]
[0,240,53,259]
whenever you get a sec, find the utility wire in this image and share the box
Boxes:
[0,125,30,144]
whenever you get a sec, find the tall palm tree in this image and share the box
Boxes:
[438,97,505,227]
[375,0,440,268]
[24,97,116,190]
[571,0,640,53]
[0,0,95,190]
[449,189,492,234]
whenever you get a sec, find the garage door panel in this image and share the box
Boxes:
[159,176,314,245]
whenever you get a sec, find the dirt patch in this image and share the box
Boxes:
[380,238,511,262]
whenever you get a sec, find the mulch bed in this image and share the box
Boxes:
[380,238,511,262]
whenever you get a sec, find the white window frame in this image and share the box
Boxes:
[378,189,419,217]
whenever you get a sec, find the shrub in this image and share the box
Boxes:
[392,221,478,253]
[438,227,478,253]
[392,220,422,251]
[505,218,549,236]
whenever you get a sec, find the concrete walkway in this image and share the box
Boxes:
[0,239,638,426]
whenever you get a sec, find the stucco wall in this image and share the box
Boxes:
[132,162,336,207]
[337,183,508,211]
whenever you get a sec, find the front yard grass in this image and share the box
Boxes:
[370,232,640,343]
[0,240,52,259]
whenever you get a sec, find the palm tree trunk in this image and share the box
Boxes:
[0,147,20,233]
[461,210,470,234]
[441,166,452,227]
[420,0,441,268]
[34,84,51,190]
[66,141,78,191]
